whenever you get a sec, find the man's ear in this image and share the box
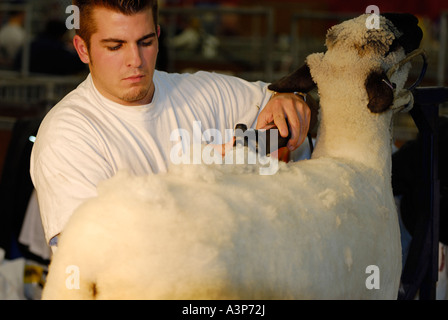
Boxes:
[73,35,90,64]
[157,25,161,38]
[365,69,394,113]
[268,64,316,93]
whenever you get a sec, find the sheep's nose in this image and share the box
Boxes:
[383,13,423,53]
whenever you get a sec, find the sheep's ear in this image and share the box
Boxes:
[268,64,316,93]
[365,70,394,113]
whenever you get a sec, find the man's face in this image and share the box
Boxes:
[78,6,159,106]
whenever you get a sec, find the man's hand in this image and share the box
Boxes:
[256,92,311,151]
[210,92,312,158]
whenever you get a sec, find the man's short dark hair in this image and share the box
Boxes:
[73,0,158,49]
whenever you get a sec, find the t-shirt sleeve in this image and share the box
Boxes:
[192,71,274,130]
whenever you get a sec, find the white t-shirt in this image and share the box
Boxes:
[30,70,273,244]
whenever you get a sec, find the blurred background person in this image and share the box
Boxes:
[0,9,25,69]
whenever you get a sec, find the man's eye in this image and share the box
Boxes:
[107,44,122,51]
[141,41,153,47]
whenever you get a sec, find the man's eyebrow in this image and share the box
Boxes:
[101,38,125,44]
[138,32,157,42]
[100,33,156,44]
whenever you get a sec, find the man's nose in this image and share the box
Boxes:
[126,44,143,68]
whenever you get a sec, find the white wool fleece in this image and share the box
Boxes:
[43,147,400,299]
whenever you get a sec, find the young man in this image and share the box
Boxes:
[30,0,312,249]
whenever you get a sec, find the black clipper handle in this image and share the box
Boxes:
[233,123,291,154]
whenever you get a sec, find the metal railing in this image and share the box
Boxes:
[0,73,82,107]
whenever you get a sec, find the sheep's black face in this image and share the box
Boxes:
[383,13,423,55]
[364,13,423,113]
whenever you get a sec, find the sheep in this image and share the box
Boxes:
[41,13,423,300]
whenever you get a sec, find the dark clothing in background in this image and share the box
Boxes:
[15,20,86,75]
[392,116,448,245]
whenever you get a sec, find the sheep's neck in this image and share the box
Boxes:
[311,101,394,179]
